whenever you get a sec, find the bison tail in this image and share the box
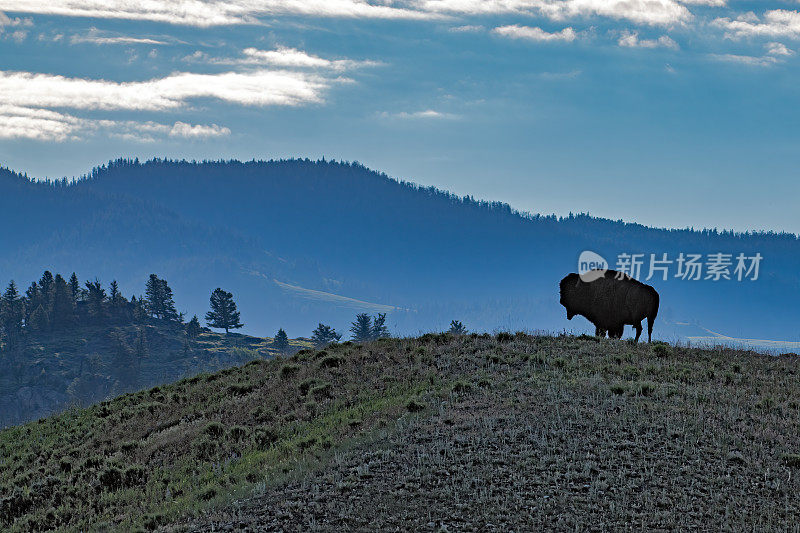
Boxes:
[647,291,660,342]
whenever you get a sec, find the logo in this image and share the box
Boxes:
[578,250,608,282]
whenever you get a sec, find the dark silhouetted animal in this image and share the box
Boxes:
[559,270,659,342]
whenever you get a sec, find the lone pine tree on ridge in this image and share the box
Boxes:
[205,288,243,334]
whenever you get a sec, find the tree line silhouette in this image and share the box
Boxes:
[0,272,433,355]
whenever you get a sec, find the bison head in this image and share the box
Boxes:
[559,273,582,320]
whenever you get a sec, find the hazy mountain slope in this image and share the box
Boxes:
[2,159,798,339]
[0,321,310,428]
[0,166,352,336]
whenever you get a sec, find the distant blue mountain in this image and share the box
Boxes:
[1,158,797,341]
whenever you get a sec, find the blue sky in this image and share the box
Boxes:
[1,1,799,233]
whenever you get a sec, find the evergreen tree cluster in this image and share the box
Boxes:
[0,271,184,350]
[349,313,390,343]
[311,323,342,347]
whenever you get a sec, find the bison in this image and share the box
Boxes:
[559,269,660,342]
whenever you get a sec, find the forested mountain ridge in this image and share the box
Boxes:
[1,159,798,340]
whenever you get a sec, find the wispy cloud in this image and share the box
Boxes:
[0,104,230,141]
[708,53,779,67]
[0,10,31,27]
[69,28,168,45]
[713,10,800,40]
[0,1,440,26]
[0,9,30,41]
[0,69,334,111]
[185,47,382,71]
[414,0,695,26]
[448,24,484,33]
[766,41,794,57]
[378,109,458,119]
[167,121,230,138]
[493,25,577,42]
[0,0,715,27]
[0,44,377,142]
[708,38,795,66]
[617,30,678,49]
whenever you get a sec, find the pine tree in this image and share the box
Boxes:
[1,281,24,346]
[272,328,289,353]
[448,320,468,335]
[51,275,74,330]
[84,279,107,322]
[350,313,373,342]
[108,280,127,322]
[205,288,243,334]
[371,313,389,339]
[24,282,40,325]
[39,271,54,304]
[69,273,82,304]
[185,315,202,339]
[109,280,121,305]
[311,323,342,347]
[145,274,163,318]
[131,296,147,323]
[144,274,179,321]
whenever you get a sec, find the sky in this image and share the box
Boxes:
[1,0,799,234]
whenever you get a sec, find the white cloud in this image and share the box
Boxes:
[186,46,382,71]
[0,0,710,27]
[0,9,30,41]
[707,38,795,66]
[0,104,230,141]
[709,53,779,67]
[0,0,440,26]
[493,24,577,42]
[449,24,484,33]
[414,0,693,26]
[678,0,724,5]
[0,45,374,142]
[6,28,25,41]
[0,10,32,27]
[168,121,231,138]
[379,109,458,119]
[0,69,333,111]
[618,30,678,49]
[70,28,167,45]
[766,41,793,57]
[713,10,800,40]
[0,105,82,141]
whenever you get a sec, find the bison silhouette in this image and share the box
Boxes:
[559,269,659,342]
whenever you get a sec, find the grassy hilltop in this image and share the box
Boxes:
[2,334,800,531]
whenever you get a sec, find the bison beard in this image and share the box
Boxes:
[559,270,660,342]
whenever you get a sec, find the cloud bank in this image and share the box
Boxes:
[0,45,374,141]
[0,0,722,27]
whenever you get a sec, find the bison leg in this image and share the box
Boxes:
[609,326,623,339]
[595,326,606,338]
[633,322,642,343]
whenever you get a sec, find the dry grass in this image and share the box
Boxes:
[3,333,800,531]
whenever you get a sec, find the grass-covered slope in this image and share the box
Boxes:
[2,334,800,531]
[0,326,311,428]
